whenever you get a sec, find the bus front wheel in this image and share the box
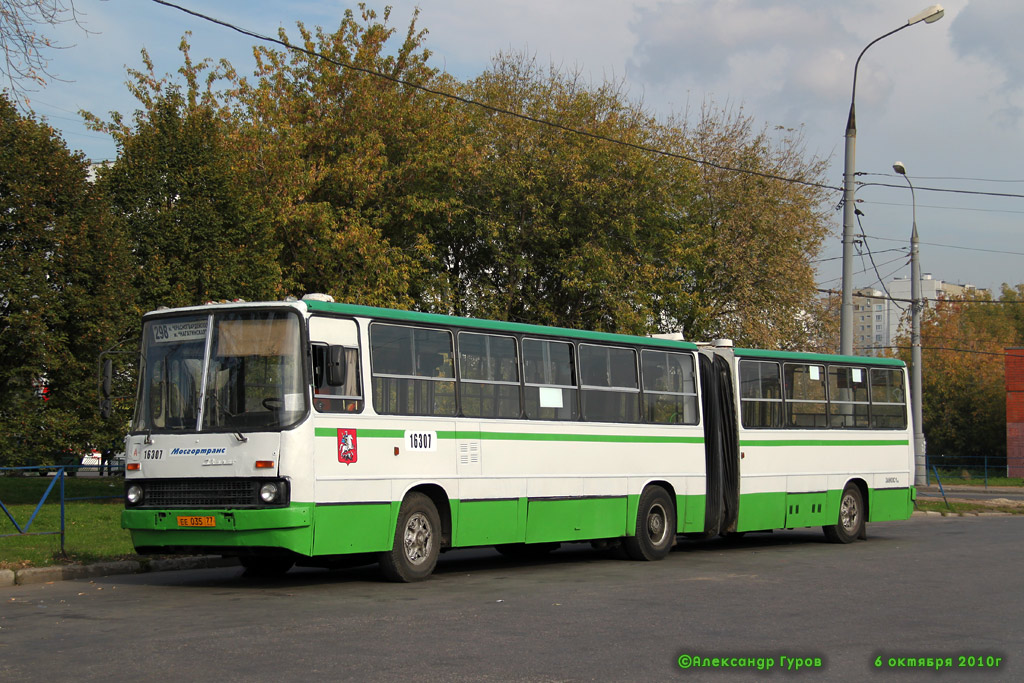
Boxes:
[623,486,676,561]
[379,492,441,582]
[823,484,865,544]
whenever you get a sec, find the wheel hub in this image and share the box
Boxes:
[647,504,667,544]
[403,512,432,565]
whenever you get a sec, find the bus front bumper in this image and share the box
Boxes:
[121,504,314,555]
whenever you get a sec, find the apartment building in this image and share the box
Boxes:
[852,275,985,356]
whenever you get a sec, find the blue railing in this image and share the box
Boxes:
[925,454,1007,488]
[0,466,68,554]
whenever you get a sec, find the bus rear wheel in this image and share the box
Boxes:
[623,486,676,561]
[379,492,441,582]
[823,484,865,544]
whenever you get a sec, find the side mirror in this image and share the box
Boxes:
[327,346,348,386]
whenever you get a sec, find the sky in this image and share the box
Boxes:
[21,0,1024,297]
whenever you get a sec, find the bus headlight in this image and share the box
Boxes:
[126,484,143,505]
[259,482,280,504]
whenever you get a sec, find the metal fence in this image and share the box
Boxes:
[1,465,124,555]
[926,454,1008,488]
[0,466,69,553]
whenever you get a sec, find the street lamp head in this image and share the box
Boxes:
[893,161,908,175]
[908,4,944,26]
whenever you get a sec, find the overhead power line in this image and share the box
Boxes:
[860,199,1024,216]
[150,0,840,193]
[856,212,905,311]
[860,233,1024,258]
[815,253,908,287]
[858,181,1024,200]
[860,171,1024,184]
[883,345,1019,358]
[812,247,905,264]
[816,288,1024,305]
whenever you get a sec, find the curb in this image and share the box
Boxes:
[1,555,239,587]
[911,510,1014,518]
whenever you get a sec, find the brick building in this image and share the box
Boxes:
[1007,348,1024,478]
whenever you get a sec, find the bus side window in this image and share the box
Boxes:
[369,324,456,417]
[739,360,782,429]
[523,338,578,421]
[458,332,521,419]
[828,365,869,428]
[641,349,698,425]
[312,344,363,413]
[784,363,827,429]
[869,367,907,429]
[579,344,640,423]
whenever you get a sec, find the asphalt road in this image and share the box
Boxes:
[2,515,1020,682]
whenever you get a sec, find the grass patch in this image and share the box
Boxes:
[926,472,1024,487]
[1,475,135,569]
[0,474,124,504]
[1,500,136,569]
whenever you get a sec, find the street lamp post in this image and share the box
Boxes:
[893,161,926,486]
[839,4,944,356]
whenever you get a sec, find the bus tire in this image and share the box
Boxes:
[823,484,865,544]
[379,492,441,582]
[623,486,676,561]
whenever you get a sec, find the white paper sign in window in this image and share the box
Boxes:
[538,387,564,408]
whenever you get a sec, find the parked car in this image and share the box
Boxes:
[80,450,103,469]
[82,449,125,475]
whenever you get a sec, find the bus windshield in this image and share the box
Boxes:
[133,310,306,433]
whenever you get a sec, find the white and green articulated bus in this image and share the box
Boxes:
[121,296,915,581]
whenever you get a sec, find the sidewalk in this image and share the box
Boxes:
[914,483,1024,517]
[0,555,238,587]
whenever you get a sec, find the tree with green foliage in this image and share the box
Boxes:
[97,7,832,353]
[86,40,282,314]
[449,53,684,334]
[665,103,832,348]
[898,287,1024,465]
[232,5,459,308]
[451,54,831,345]
[0,92,132,467]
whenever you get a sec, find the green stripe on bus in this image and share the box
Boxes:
[316,426,703,445]
[740,439,909,447]
[474,431,703,444]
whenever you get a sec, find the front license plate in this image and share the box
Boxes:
[177,515,216,528]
